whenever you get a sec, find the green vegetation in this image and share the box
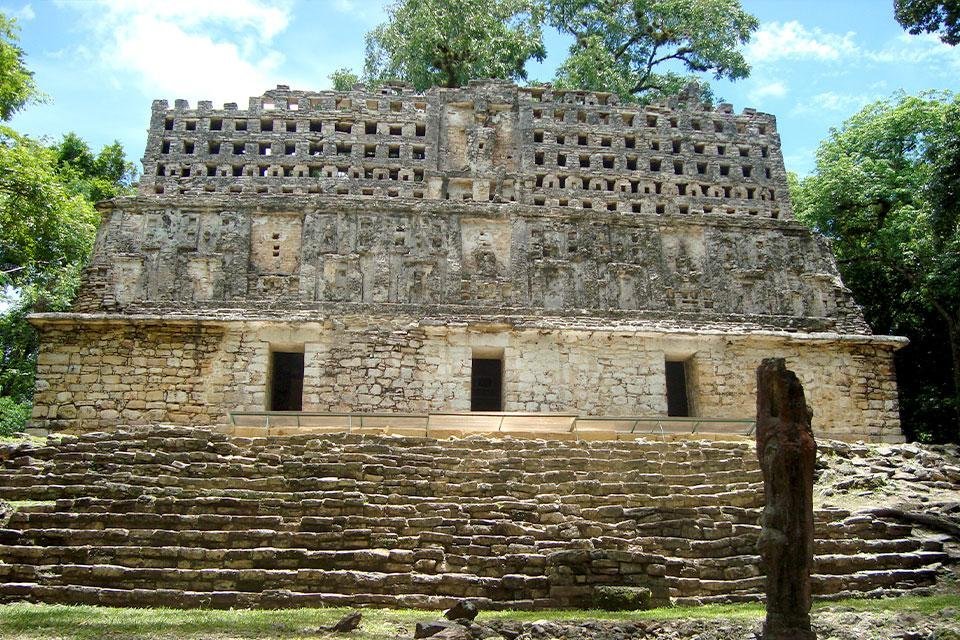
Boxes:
[895,0,960,45]
[0,394,30,435]
[548,0,757,103]
[329,67,360,91]
[363,0,546,90]
[0,13,136,436]
[0,596,957,639]
[0,13,40,120]
[792,92,960,443]
[356,0,757,102]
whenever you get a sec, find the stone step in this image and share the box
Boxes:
[0,545,551,576]
[813,551,949,575]
[635,535,933,558]
[9,437,757,464]
[0,470,763,501]
[0,527,625,556]
[0,563,552,600]
[0,582,520,610]
[10,453,760,476]
[812,568,940,595]
[0,483,765,510]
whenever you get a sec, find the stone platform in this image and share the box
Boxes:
[0,427,948,609]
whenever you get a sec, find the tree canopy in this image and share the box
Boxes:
[0,14,39,120]
[0,13,136,434]
[329,68,359,92]
[363,0,546,90]
[548,0,757,102]
[793,92,960,442]
[895,0,960,45]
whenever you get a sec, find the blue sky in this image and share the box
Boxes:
[6,0,960,177]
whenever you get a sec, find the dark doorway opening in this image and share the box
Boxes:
[471,358,503,411]
[665,360,690,417]
[270,351,304,411]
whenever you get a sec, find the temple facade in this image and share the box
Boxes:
[29,80,905,441]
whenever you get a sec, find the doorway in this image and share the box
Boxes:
[269,351,304,411]
[471,357,503,411]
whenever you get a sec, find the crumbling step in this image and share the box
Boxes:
[0,582,516,610]
[0,563,552,601]
[0,545,552,575]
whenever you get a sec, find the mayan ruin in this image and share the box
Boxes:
[1,81,955,617]
[27,81,905,442]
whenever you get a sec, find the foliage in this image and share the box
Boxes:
[363,0,546,90]
[52,133,137,202]
[548,0,757,103]
[0,127,101,294]
[793,92,960,442]
[0,14,39,120]
[0,15,136,435]
[0,395,29,436]
[895,0,960,45]
[329,67,360,91]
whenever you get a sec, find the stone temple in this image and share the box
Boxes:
[29,80,904,441]
[5,82,949,612]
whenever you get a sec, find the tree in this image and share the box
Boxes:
[793,92,960,442]
[52,133,137,202]
[0,12,136,435]
[329,68,360,91]
[548,0,758,103]
[363,0,546,90]
[895,0,960,45]
[0,14,39,120]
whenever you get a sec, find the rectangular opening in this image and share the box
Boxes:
[471,357,503,412]
[665,360,690,417]
[269,351,304,411]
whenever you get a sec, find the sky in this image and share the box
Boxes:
[5,0,960,177]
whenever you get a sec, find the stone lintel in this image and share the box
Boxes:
[28,311,909,349]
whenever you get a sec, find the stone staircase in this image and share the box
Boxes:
[0,427,949,609]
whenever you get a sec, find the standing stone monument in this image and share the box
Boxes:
[756,357,817,640]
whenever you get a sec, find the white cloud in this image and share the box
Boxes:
[60,0,294,105]
[331,0,387,23]
[747,21,859,63]
[5,3,34,21]
[866,32,960,71]
[748,80,787,103]
[791,91,877,116]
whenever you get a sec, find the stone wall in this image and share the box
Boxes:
[73,199,867,334]
[31,315,904,441]
[30,81,906,441]
[141,81,791,223]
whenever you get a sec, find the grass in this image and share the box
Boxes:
[0,595,957,639]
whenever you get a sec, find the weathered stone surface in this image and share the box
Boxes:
[25,81,904,442]
[592,585,651,611]
[0,427,953,610]
[326,610,361,632]
[756,358,817,640]
[445,599,480,621]
[416,621,464,639]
